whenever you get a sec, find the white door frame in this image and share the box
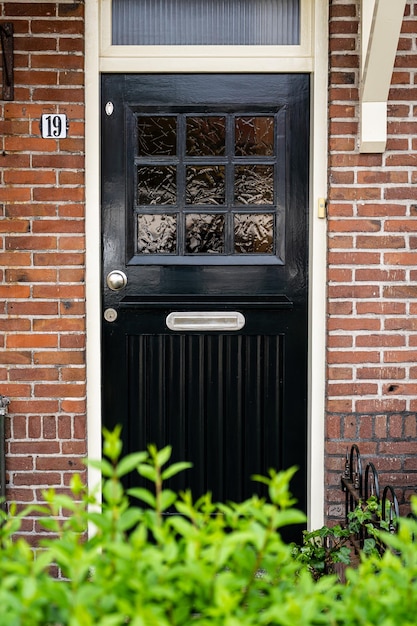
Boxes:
[85,0,328,529]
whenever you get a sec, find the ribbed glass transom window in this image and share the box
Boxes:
[112,0,300,46]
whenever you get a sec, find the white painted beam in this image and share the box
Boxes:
[361,0,376,77]
[360,101,387,153]
[359,0,407,152]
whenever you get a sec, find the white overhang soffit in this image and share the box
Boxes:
[360,0,407,153]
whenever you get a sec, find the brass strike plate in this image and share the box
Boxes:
[318,198,327,219]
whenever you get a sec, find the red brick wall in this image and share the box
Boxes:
[326,0,417,520]
[0,2,85,541]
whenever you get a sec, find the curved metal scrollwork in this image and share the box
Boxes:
[381,484,400,533]
[364,461,380,501]
[349,444,362,495]
[341,444,400,551]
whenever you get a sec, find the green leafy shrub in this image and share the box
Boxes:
[0,425,416,625]
[292,496,387,579]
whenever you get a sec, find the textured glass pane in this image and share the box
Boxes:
[235,117,274,156]
[186,117,226,156]
[138,214,177,253]
[185,214,225,254]
[235,165,274,205]
[186,166,225,205]
[138,116,176,156]
[113,0,300,45]
[137,165,176,205]
[234,214,274,254]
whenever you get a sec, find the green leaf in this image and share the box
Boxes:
[86,511,113,532]
[363,537,377,555]
[70,472,86,496]
[48,493,80,512]
[22,577,37,601]
[137,464,157,482]
[168,516,196,537]
[251,474,270,486]
[38,517,61,533]
[273,508,306,529]
[32,549,54,575]
[155,445,172,468]
[98,617,126,626]
[103,478,124,505]
[87,458,115,478]
[161,462,192,481]
[333,545,351,565]
[118,508,143,531]
[102,425,123,462]
[128,488,156,508]
[160,489,177,511]
[116,452,149,478]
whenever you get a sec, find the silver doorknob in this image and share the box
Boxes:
[106,270,127,291]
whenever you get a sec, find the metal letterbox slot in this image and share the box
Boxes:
[166,311,245,331]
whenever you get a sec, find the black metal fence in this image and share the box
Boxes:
[341,444,400,551]
[0,395,9,512]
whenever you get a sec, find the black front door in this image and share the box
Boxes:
[101,74,309,513]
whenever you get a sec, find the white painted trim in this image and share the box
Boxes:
[85,0,103,503]
[359,101,387,153]
[85,0,328,530]
[308,0,328,531]
[101,56,314,73]
[360,0,375,76]
[359,0,407,152]
[10,0,70,2]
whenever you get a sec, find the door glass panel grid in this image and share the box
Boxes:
[133,109,285,261]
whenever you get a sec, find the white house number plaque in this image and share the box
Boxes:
[41,113,67,139]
